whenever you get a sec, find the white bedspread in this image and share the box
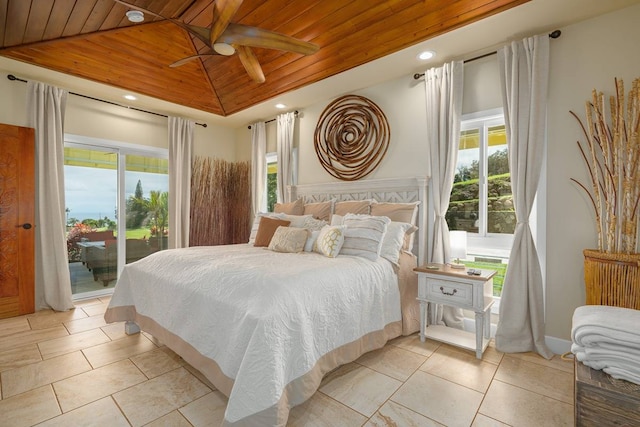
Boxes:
[105,244,401,425]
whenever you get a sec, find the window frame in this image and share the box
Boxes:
[457,109,513,261]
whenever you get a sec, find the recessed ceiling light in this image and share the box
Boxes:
[126,10,144,23]
[417,50,435,61]
[275,103,287,109]
[124,94,137,101]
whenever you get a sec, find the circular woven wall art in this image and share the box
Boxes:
[314,94,390,181]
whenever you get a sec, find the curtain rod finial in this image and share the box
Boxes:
[549,30,561,39]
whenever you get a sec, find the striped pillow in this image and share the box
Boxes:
[340,214,390,261]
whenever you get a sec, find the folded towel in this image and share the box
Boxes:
[572,305,640,385]
[572,305,640,348]
[603,365,640,385]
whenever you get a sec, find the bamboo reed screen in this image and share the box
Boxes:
[190,156,251,246]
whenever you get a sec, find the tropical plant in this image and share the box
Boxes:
[66,223,96,261]
[146,190,169,249]
[571,78,640,253]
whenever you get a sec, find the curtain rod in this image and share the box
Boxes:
[6,74,207,128]
[413,30,561,80]
[247,110,299,129]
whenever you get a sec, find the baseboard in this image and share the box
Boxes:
[545,335,572,355]
[461,317,572,356]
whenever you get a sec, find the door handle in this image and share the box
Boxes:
[18,223,32,229]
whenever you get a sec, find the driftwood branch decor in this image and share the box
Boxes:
[571,78,640,253]
[314,94,390,181]
[190,156,251,246]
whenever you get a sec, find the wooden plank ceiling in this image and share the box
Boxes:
[0,0,529,117]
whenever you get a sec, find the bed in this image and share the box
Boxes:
[104,176,428,426]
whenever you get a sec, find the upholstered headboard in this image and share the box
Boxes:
[289,177,428,264]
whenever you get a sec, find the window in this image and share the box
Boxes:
[266,152,277,212]
[447,109,512,297]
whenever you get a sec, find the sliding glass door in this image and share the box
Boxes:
[64,136,168,298]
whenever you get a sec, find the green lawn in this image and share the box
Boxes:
[460,259,507,296]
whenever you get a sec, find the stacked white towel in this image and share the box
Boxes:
[571,305,640,385]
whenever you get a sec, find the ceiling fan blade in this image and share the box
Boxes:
[210,0,244,46]
[113,0,211,47]
[169,54,217,68]
[234,45,265,83]
[221,23,319,56]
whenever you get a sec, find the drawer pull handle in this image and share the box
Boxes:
[440,286,457,296]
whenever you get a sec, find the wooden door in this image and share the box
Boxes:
[0,123,35,319]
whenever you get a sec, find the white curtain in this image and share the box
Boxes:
[27,81,74,312]
[424,61,465,329]
[168,116,194,249]
[276,112,295,203]
[251,121,267,214]
[495,34,553,359]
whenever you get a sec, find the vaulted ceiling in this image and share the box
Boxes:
[0,0,529,117]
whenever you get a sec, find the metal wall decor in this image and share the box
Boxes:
[314,94,390,181]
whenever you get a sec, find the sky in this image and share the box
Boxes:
[64,165,168,222]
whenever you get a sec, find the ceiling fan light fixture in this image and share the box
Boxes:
[126,10,144,23]
[213,43,236,56]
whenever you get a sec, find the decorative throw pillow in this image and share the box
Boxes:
[274,198,304,215]
[303,200,334,222]
[248,212,286,245]
[380,221,418,267]
[370,201,420,250]
[268,227,309,253]
[254,217,291,247]
[314,225,346,258]
[340,214,390,261]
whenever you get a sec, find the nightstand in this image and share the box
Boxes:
[414,263,497,359]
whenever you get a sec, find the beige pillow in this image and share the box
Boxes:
[303,200,333,222]
[370,201,419,223]
[274,198,304,215]
[334,200,371,216]
[268,227,309,253]
[371,201,420,250]
[254,217,291,247]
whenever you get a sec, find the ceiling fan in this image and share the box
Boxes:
[113,0,319,83]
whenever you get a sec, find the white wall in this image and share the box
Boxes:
[241,3,640,342]
[0,64,237,159]
[545,3,640,339]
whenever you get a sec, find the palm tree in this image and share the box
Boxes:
[146,190,169,250]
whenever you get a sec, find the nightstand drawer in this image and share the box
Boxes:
[424,278,473,307]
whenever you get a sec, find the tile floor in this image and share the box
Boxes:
[0,298,575,426]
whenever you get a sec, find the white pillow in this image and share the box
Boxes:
[340,214,390,261]
[304,229,321,252]
[330,214,343,226]
[248,212,285,245]
[313,225,346,258]
[380,222,418,267]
